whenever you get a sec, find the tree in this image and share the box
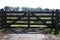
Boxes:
[36,7,42,11]
[4,6,11,11]
[15,7,19,11]
[4,6,19,11]
[44,8,50,12]
[21,7,28,11]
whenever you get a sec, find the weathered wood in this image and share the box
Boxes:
[25,11,30,29]
[31,13,51,28]
[0,9,5,28]
[0,9,60,34]
[7,23,52,25]
[4,11,7,28]
[54,9,59,35]
[6,15,53,17]
[50,10,55,33]
[4,11,56,13]
[7,19,52,21]
[8,26,58,29]
[7,13,27,27]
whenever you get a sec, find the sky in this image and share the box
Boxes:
[0,0,60,9]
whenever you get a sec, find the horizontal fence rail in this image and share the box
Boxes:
[0,9,60,35]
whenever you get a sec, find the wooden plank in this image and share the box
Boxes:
[4,11,56,13]
[4,11,27,13]
[6,26,50,29]
[6,15,53,17]
[7,19,52,21]
[7,23,51,25]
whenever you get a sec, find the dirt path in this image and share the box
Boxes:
[0,34,60,40]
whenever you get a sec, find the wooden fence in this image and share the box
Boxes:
[0,9,60,35]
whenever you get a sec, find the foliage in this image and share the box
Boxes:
[4,6,54,12]
[4,6,19,11]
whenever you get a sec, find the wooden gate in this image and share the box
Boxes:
[0,9,60,35]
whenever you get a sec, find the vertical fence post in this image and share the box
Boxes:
[0,9,7,32]
[1,9,5,29]
[26,10,30,29]
[54,9,59,35]
[50,10,55,33]
[4,9,8,32]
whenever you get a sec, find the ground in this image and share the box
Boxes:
[0,34,60,40]
[0,28,60,40]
